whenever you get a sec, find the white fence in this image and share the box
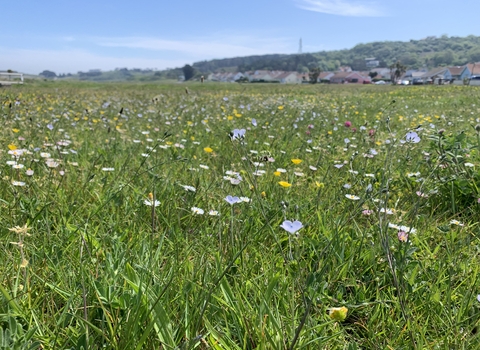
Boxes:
[0,72,24,86]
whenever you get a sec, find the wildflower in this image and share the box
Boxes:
[334,164,344,169]
[388,223,417,234]
[309,165,317,171]
[199,164,209,169]
[251,118,257,126]
[280,220,303,235]
[279,181,292,188]
[12,181,26,187]
[204,147,213,153]
[102,167,114,171]
[46,160,59,168]
[362,209,374,215]
[276,168,287,173]
[181,185,196,192]
[8,224,31,235]
[191,207,204,215]
[329,307,348,322]
[450,220,464,226]
[208,210,219,216]
[380,208,395,215]
[291,159,302,165]
[464,162,475,167]
[398,230,408,242]
[345,194,360,200]
[225,195,240,205]
[144,198,160,207]
[12,164,24,169]
[239,196,251,203]
[344,121,352,127]
[404,131,421,143]
[26,169,34,176]
[230,128,246,140]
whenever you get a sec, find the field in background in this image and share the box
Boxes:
[2,82,480,349]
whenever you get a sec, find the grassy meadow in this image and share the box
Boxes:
[2,81,480,349]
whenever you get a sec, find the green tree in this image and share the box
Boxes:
[309,67,321,84]
[182,65,196,81]
[39,70,57,78]
[389,61,407,84]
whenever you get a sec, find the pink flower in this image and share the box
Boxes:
[398,231,408,242]
[344,121,352,127]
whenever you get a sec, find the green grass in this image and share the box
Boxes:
[1,82,480,349]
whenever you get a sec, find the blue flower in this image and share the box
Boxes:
[280,220,303,235]
[404,131,421,143]
[225,195,240,205]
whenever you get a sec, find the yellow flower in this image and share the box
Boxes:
[8,144,17,150]
[315,182,325,188]
[261,191,266,198]
[329,306,348,322]
[204,147,213,153]
[227,116,233,121]
[278,106,284,110]
[278,181,292,188]
[291,159,302,165]
[12,128,20,133]
[274,171,281,176]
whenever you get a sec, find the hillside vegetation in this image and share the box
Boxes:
[193,34,480,73]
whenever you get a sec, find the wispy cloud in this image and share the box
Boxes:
[94,34,292,59]
[1,33,295,74]
[295,0,385,17]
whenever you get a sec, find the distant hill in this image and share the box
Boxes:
[191,35,480,73]
[36,35,480,82]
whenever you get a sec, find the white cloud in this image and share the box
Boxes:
[95,34,292,59]
[295,0,385,17]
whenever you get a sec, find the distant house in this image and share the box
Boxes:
[447,66,470,81]
[466,63,480,77]
[274,71,300,84]
[318,71,334,83]
[338,66,352,73]
[247,70,274,82]
[370,67,390,76]
[208,72,245,82]
[421,67,452,83]
[365,58,380,68]
[330,72,367,84]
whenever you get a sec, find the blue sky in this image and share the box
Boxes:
[1,0,478,74]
